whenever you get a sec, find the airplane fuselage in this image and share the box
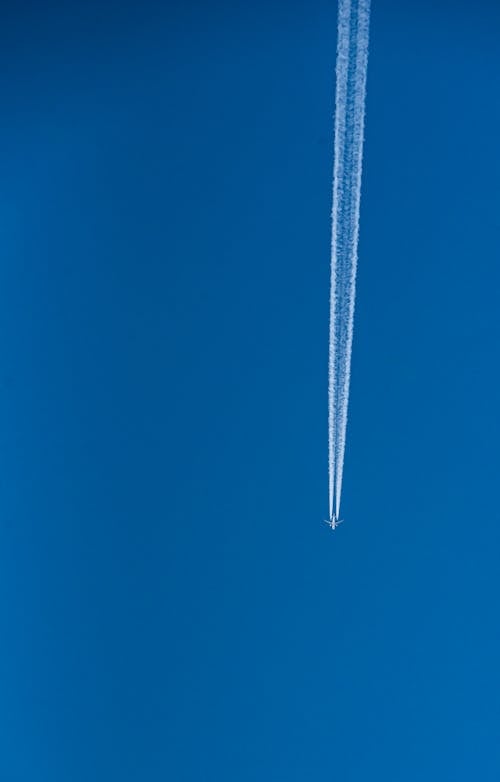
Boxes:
[324,517,343,530]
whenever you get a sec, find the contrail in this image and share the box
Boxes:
[328,0,371,522]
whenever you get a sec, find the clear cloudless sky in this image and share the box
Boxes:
[0,0,499,779]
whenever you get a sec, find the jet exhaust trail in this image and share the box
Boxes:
[328,0,371,524]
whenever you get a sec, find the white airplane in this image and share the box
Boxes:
[324,516,344,530]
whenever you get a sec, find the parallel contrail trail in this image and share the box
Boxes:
[328,0,371,522]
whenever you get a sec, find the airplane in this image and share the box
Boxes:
[324,516,344,530]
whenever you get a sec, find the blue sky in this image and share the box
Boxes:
[1,1,500,779]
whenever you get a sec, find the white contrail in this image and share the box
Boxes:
[328,0,351,521]
[328,0,371,522]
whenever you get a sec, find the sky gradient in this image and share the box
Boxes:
[1,1,500,779]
